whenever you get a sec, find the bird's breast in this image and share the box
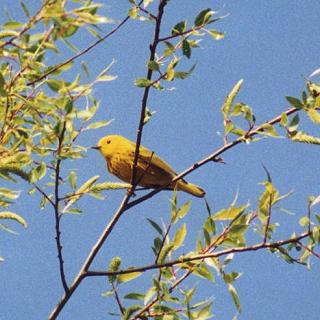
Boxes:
[107,151,133,183]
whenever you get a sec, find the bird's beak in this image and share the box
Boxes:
[91,145,101,150]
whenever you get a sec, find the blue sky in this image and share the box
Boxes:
[1,1,320,320]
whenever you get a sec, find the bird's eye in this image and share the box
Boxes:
[107,140,111,144]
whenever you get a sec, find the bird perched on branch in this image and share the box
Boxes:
[92,135,205,198]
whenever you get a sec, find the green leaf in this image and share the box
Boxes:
[299,216,309,227]
[0,30,19,39]
[147,60,159,71]
[134,78,152,87]
[172,200,191,223]
[122,304,141,320]
[225,271,242,284]
[86,119,113,130]
[144,0,154,8]
[144,286,156,305]
[62,38,80,53]
[173,223,187,249]
[305,108,320,124]
[64,176,100,208]
[207,29,225,40]
[147,218,163,235]
[172,21,187,35]
[90,182,131,191]
[68,171,77,189]
[194,8,212,27]
[97,75,117,82]
[228,283,242,312]
[286,96,304,109]
[128,6,138,19]
[166,56,179,81]
[221,79,244,119]
[259,123,279,137]
[3,21,23,29]
[101,289,114,297]
[164,41,175,57]
[224,253,234,265]
[289,131,320,145]
[190,302,213,320]
[194,263,214,282]
[81,61,90,77]
[182,39,191,59]
[118,271,142,283]
[310,195,320,208]
[288,114,300,132]
[143,107,156,125]
[36,162,47,181]
[280,112,288,126]
[212,204,247,220]
[309,67,320,78]
[20,1,31,19]
[46,79,64,92]
[0,211,27,228]
[0,188,20,200]
[203,216,216,235]
[158,242,175,263]
[124,292,145,300]
[312,226,320,244]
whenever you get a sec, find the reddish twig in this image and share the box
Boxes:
[298,241,320,260]
[112,283,125,315]
[33,184,55,208]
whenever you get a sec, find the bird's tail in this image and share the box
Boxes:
[176,179,206,198]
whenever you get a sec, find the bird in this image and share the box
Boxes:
[92,135,205,198]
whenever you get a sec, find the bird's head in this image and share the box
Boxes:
[91,135,123,158]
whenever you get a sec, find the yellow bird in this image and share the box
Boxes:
[93,135,205,198]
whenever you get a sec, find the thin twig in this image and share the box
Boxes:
[33,184,55,208]
[137,4,157,20]
[158,25,204,42]
[307,202,311,234]
[112,283,125,315]
[298,241,320,259]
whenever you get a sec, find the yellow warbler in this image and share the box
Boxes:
[93,135,205,198]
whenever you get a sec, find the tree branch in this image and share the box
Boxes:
[130,0,168,192]
[54,121,69,294]
[84,232,310,278]
[47,194,132,320]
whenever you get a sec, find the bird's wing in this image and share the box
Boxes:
[138,144,177,178]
